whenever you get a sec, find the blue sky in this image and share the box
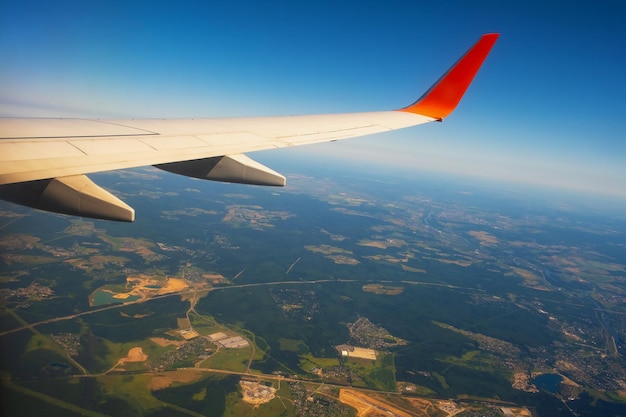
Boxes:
[1,0,625,197]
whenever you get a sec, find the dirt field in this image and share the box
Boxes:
[113,292,131,299]
[116,275,190,299]
[339,389,413,417]
[240,380,276,405]
[120,347,148,363]
[158,278,188,294]
[501,407,532,416]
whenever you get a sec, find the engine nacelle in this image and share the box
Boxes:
[0,175,135,221]
[155,154,286,186]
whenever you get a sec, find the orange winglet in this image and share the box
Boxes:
[400,33,499,120]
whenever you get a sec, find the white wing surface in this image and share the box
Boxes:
[0,34,498,221]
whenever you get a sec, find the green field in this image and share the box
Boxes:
[343,352,396,391]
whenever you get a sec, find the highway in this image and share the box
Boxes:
[0,279,358,337]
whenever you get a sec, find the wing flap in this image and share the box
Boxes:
[192,132,273,146]
[139,135,212,150]
[70,138,156,155]
[0,141,86,161]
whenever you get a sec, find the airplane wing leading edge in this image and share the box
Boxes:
[0,34,499,221]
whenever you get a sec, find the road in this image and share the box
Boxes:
[0,278,358,337]
[0,277,493,338]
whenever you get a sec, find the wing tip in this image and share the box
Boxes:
[399,33,500,120]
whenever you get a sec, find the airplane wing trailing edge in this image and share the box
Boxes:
[0,33,499,222]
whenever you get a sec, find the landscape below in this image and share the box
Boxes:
[1,164,625,417]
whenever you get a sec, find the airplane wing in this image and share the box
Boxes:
[0,33,499,222]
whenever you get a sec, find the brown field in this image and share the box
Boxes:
[359,241,388,249]
[339,390,413,417]
[305,245,359,265]
[120,312,150,319]
[305,244,352,255]
[510,267,548,289]
[203,273,228,284]
[511,267,539,282]
[328,255,360,265]
[468,230,498,245]
[359,239,407,249]
[364,254,408,263]
[89,255,127,265]
[362,284,404,295]
[402,265,427,273]
[433,258,473,267]
[148,370,204,390]
[150,337,182,347]
[222,208,236,222]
